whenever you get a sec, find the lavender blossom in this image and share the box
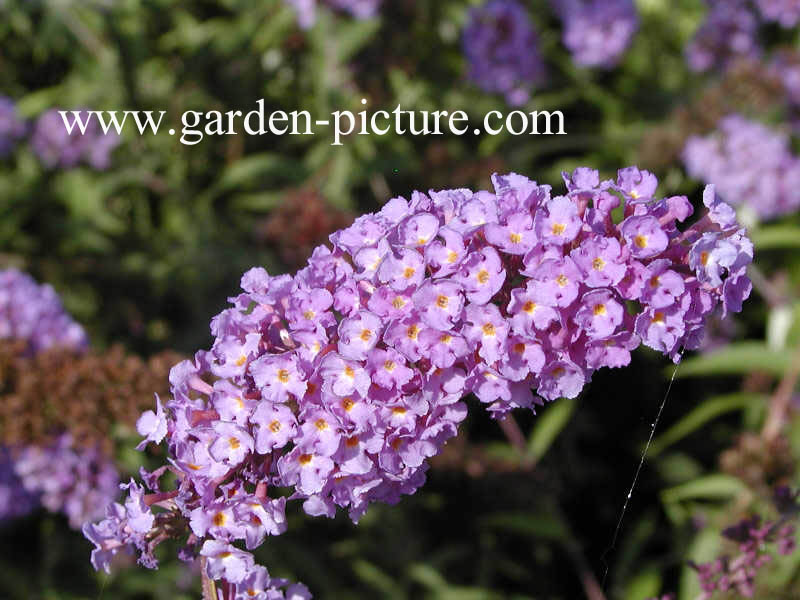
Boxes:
[552,0,639,69]
[685,0,760,72]
[0,96,26,157]
[0,269,88,354]
[30,109,119,170]
[285,0,380,29]
[1,270,118,529]
[86,167,752,598]
[683,114,800,220]
[14,434,119,529]
[755,0,800,27]
[463,0,546,106]
[0,448,38,521]
[769,49,800,106]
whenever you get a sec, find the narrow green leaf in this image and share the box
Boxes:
[750,224,800,250]
[661,474,744,506]
[527,397,576,461]
[481,512,568,540]
[673,343,789,378]
[649,393,766,457]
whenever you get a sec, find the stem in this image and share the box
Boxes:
[498,414,527,456]
[761,343,800,442]
[200,557,217,600]
[747,263,785,310]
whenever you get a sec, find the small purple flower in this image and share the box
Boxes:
[537,360,585,401]
[453,247,506,305]
[570,235,627,288]
[412,280,465,330]
[620,215,668,259]
[338,310,383,360]
[528,256,582,307]
[535,196,582,245]
[250,353,308,403]
[685,0,760,72]
[574,288,624,339]
[252,402,298,453]
[200,540,255,584]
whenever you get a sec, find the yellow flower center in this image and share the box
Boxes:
[593,303,606,316]
[509,232,522,243]
[556,274,568,288]
[229,437,240,449]
[392,296,406,309]
[523,300,536,314]
[634,235,648,249]
[551,223,566,235]
[482,323,496,336]
[235,355,247,367]
[436,295,449,308]
[406,324,419,340]
[360,329,372,342]
[303,310,315,320]
[213,512,227,527]
[403,266,416,279]
[592,257,605,270]
[447,250,458,263]
[476,269,490,284]
[277,369,290,383]
[315,418,328,431]
[383,360,396,372]
[298,453,313,465]
[269,420,281,433]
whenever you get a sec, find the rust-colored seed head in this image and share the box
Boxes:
[0,340,181,455]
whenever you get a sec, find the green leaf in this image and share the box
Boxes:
[624,568,662,600]
[649,393,766,457]
[527,397,576,461]
[481,512,568,540]
[673,342,790,378]
[661,474,745,505]
[352,560,403,600]
[750,224,800,250]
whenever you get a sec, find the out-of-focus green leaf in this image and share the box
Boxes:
[672,343,790,378]
[526,397,576,461]
[661,474,744,504]
[750,224,800,250]
[624,568,661,600]
[481,512,568,540]
[649,393,766,456]
[352,559,404,600]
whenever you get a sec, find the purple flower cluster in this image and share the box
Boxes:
[13,434,120,529]
[285,0,380,29]
[463,0,545,106]
[0,270,119,528]
[30,109,119,170]
[551,0,639,69]
[769,49,800,106]
[686,0,760,72]
[85,166,752,597]
[0,96,26,158]
[0,448,39,521]
[692,512,797,598]
[0,269,88,354]
[755,0,800,27]
[683,114,800,220]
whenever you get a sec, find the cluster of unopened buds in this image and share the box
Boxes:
[690,487,799,599]
[85,167,753,598]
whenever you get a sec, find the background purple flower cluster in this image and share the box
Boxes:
[30,109,120,171]
[0,269,118,528]
[285,0,380,29]
[85,166,752,597]
[686,0,761,72]
[462,0,546,106]
[0,99,119,170]
[683,114,800,220]
[0,96,27,158]
[0,268,88,354]
[551,0,639,69]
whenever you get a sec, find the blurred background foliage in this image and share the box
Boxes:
[1,0,800,599]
